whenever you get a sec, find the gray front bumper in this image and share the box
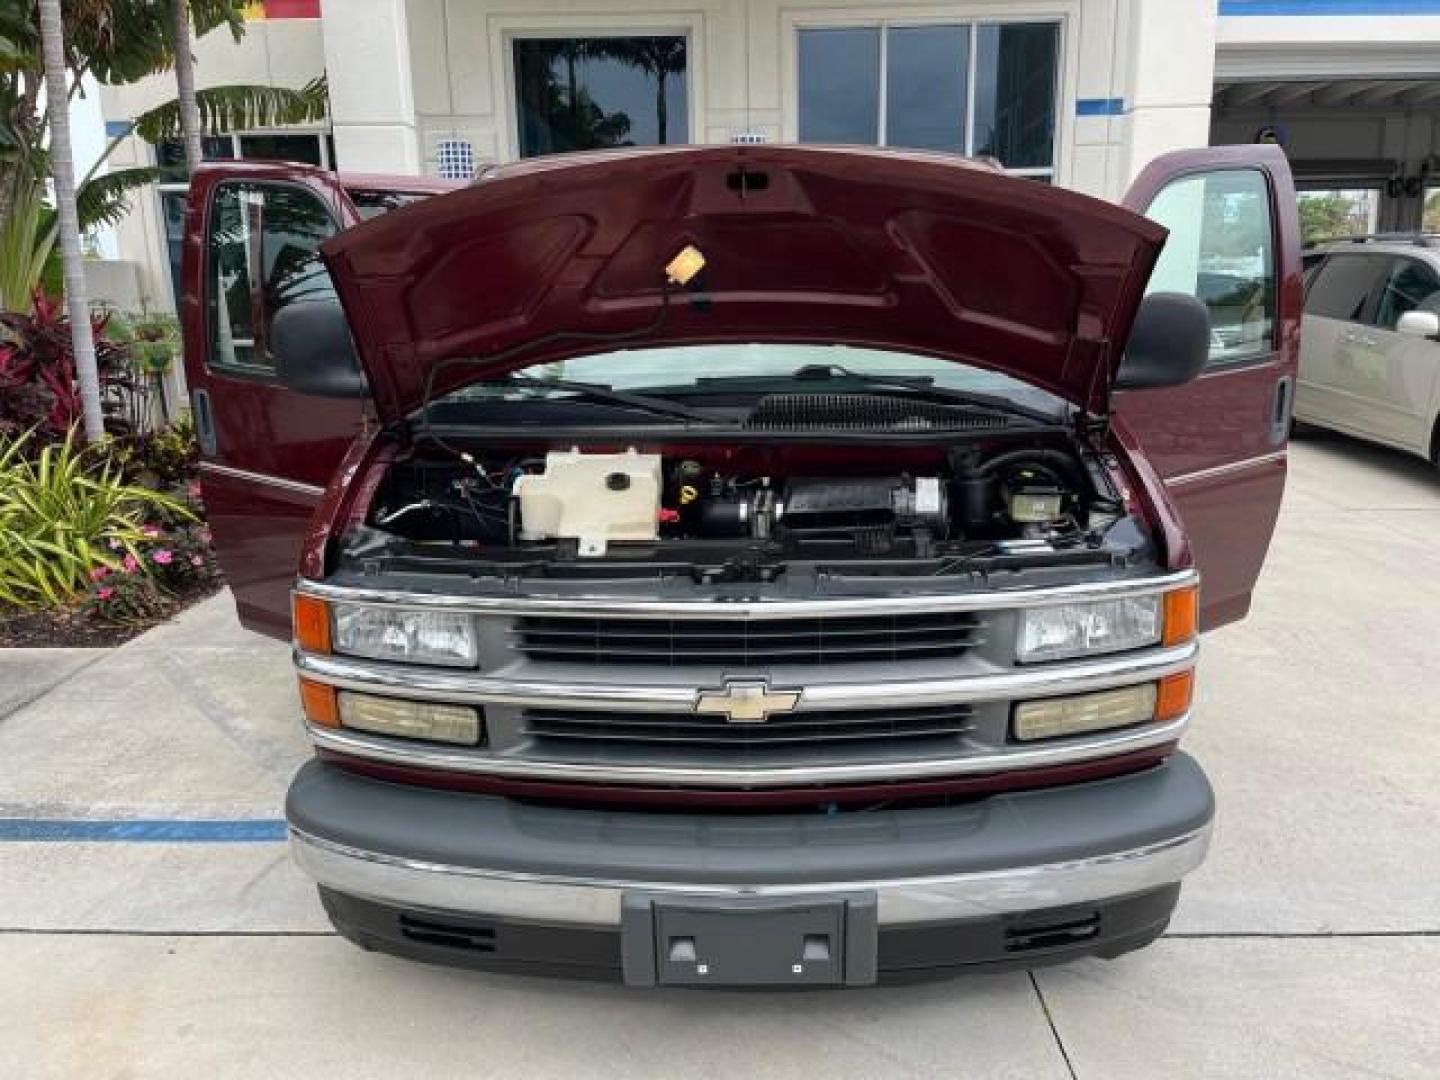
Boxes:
[286,754,1214,927]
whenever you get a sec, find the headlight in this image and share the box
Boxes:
[1013,684,1157,741]
[330,604,477,667]
[1018,595,1162,662]
[338,691,482,745]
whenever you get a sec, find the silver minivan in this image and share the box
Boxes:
[1298,236,1440,463]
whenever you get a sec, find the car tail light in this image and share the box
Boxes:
[293,594,331,654]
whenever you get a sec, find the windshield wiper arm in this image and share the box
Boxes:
[487,377,735,424]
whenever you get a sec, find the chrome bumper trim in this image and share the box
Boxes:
[290,823,1212,927]
[305,711,1189,787]
[294,569,1198,619]
[296,640,1199,714]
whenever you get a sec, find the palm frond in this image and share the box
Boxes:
[133,77,329,143]
[75,167,160,231]
[189,0,249,43]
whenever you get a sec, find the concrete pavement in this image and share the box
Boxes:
[2,430,1438,1078]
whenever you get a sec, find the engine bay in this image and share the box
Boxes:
[340,431,1151,582]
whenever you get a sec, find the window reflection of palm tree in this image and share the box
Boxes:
[520,40,631,152]
[579,38,687,145]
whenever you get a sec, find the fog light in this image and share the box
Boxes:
[337,691,482,745]
[1013,683,1158,742]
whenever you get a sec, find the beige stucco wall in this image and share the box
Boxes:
[326,0,1217,200]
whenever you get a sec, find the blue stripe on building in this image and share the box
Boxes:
[1220,0,1440,15]
[0,818,288,842]
[1077,98,1126,117]
[104,120,134,139]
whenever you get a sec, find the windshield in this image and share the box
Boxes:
[432,343,1066,416]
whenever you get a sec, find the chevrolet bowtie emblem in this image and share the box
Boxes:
[693,681,802,724]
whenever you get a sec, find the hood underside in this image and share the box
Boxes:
[321,146,1168,421]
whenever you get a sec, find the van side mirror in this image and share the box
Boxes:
[1115,292,1211,391]
[272,301,367,398]
[1396,310,1440,340]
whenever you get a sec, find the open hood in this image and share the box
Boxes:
[321,146,1168,422]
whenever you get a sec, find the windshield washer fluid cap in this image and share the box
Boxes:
[514,450,663,557]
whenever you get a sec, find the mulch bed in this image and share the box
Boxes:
[0,580,224,649]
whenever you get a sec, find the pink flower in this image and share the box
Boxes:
[89,566,110,581]
[107,537,123,551]
[141,525,162,539]
[190,554,206,567]
[122,554,139,573]
[198,528,212,545]
[152,549,174,565]
[187,481,203,501]
[96,587,114,601]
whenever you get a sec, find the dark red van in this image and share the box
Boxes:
[185,145,1299,985]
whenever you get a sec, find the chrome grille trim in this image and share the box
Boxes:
[294,569,1197,619]
[295,640,1197,713]
[305,712,1190,787]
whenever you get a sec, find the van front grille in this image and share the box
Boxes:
[512,612,984,665]
[521,704,975,749]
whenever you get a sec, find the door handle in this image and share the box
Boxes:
[1269,375,1294,446]
[192,388,218,456]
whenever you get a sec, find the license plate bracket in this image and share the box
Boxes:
[622,892,877,987]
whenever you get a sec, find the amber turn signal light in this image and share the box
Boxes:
[1155,670,1194,723]
[293,594,331,654]
[298,678,340,728]
[1162,586,1199,647]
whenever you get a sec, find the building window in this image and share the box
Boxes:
[797,22,1059,178]
[513,36,688,158]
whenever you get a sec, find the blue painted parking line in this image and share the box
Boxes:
[0,818,288,842]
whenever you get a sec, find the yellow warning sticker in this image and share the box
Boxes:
[665,245,707,286]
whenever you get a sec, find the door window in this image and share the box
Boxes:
[1142,168,1274,365]
[512,36,688,157]
[1305,254,1387,324]
[797,21,1059,178]
[207,182,337,375]
[1373,257,1440,331]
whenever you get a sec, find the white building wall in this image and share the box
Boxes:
[342,0,1217,201]
[99,18,328,314]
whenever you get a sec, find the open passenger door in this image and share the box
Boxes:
[1116,144,1302,629]
[182,164,366,639]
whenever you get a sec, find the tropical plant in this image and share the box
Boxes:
[0,426,192,609]
[0,2,328,308]
[133,76,330,144]
[0,292,138,438]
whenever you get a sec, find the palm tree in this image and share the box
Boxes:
[35,0,103,442]
[170,1,204,173]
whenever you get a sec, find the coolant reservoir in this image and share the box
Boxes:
[513,449,663,556]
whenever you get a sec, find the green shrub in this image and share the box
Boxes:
[0,428,193,609]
